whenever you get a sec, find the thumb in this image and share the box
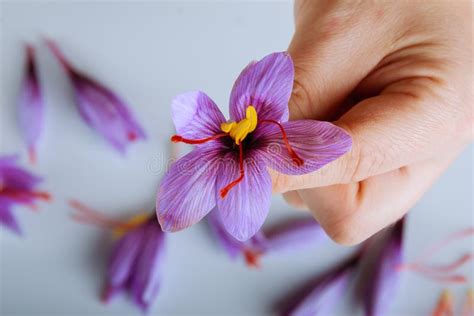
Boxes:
[287,1,392,121]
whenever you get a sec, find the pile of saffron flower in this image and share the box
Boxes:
[2,42,473,315]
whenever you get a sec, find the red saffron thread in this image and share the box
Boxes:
[171,133,227,145]
[69,199,132,231]
[28,147,36,165]
[220,144,244,198]
[259,120,304,166]
[243,248,261,269]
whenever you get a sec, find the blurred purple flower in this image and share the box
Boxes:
[157,52,352,241]
[281,252,362,316]
[207,208,267,267]
[18,44,44,164]
[69,200,165,313]
[208,211,326,268]
[0,155,51,234]
[103,215,166,312]
[363,219,404,316]
[45,39,146,153]
[261,216,327,253]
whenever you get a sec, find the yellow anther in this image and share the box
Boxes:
[220,106,258,144]
[112,213,150,239]
[220,121,236,133]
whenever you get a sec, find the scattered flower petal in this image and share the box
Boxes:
[18,44,44,164]
[45,39,146,153]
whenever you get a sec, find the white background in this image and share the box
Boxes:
[1,1,472,315]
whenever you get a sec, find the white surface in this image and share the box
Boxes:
[0,1,472,315]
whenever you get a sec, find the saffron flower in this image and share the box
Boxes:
[45,39,146,153]
[280,252,362,316]
[208,214,326,268]
[363,219,404,316]
[18,44,44,164]
[157,52,352,241]
[207,209,268,268]
[0,155,51,234]
[70,200,165,312]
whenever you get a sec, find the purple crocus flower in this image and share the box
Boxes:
[208,212,326,268]
[281,252,362,316]
[363,219,404,316]
[261,217,327,253]
[157,52,352,241]
[207,208,267,267]
[102,215,166,312]
[18,44,44,164]
[69,200,166,313]
[45,39,146,153]
[0,155,51,234]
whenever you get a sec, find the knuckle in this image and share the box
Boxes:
[323,213,367,246]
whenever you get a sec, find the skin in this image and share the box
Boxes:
[271,0,473,245]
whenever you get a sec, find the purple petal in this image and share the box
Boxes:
[258,120,352,175]
[216,154,271,241]
[0,199,21,234]
[157,144,222,232]
[0,155,18,168]
[363,219,404,316]
[172,91,226,139]
[129,220,166,312]
[291,268,352,316]
[285,253,361,316]
[46,39,146,153]
[104,225,145,303]
[262,217,326,254]
[18,45,44,163]
[229,52,293,122]
[0,162,42,191]
[207,208,242,258]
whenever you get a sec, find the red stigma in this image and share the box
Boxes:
[171,133,227,145]
[260,120,304,166]
[127,131,137,141]
[220,144,245,198]
[243,249,261,268]
[28,147,37,165]
[33,191,52,201]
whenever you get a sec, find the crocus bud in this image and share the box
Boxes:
[45,39,146,153]
[18,44,44,164]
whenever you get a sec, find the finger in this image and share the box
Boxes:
[288,1,396,120]
[299,146,465,245]
[272,85,471,193]
[282,191,308,210]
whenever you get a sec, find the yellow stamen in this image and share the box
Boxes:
[112,213,150,239]
[220,106,258,144]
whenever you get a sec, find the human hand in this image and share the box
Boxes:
[272,0,473,245]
